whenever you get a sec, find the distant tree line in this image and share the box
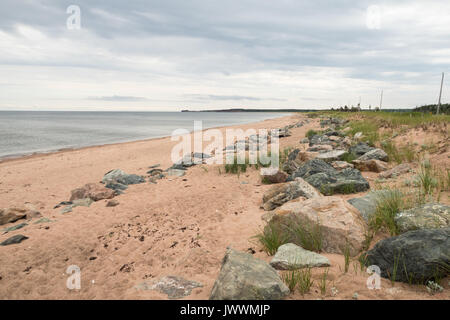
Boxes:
[414,103,450,114]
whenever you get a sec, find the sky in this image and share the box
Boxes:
[0,0,449,111]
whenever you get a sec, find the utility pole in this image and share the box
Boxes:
[380,90,383,110]
[437,72,444,115]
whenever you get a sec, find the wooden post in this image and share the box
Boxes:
[380,90,383,110]
[437,72,444,115]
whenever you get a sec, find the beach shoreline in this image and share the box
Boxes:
[0,113,292,164]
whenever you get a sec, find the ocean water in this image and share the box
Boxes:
[0,111,287,158]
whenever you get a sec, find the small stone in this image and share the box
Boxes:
[0,234,29,246]
[331,287,338,296]
[106,200,119,207]
[352,292,359,300]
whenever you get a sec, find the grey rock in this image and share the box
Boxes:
[102,169,145,185]
[347,190,393,222]
[60,198,93,214]
[105,182,128,192]
[307,145,333,152]
[34,218,54,224]
[210,248,289,300]
[300,138,309,144]
[309,135,332,146]
[262,178,321,211]
[316,150,348,162]
[0,234,28,246]
[290,159,369,195]
[349,142,375,157]
[270,243,330,270]
[366,228,450,284]
[358,148,389,162]
[135,276,202,299]
[3,222,27,233]
[395,203,450,233]
[166,169,186,177]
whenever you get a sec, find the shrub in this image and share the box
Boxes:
[254,224,289,256]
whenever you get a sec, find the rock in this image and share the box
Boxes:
[352,292,359,300]
[148,173,165,184]
[61,198,93,214]
[309,135,332,146]
[261,168,288,184]
[106,200,119,207]
[70,183,116,202]
[282,149,317,174]
[270,243,330,270]
[3,222,27,233]
[307,145,333,152]
[278,127,291,137]
[290,159,370,195]
[148,164,160,169]
[379,163,411,179]
[365,228,450,283]
[105,182,128,193]
[269,197,368,256]
[357,149,389,162]
[0,207,41,226]
[349,142,374,157]
[352,159,389,173]
[395,203,450,233]
[331,161,354,170]
[300,138,309,144]
[102,169,145,185]
[316,150,348,162]
[166,169,186,177]
[354,132,363,139]
[147,168,163,176]
[54,201,72,209]
[347,190,392,222]
[209,248,289,300]
[0,234,28,246]
[263,178,321,211]
[33,218,53,224]
[135,276,203,299]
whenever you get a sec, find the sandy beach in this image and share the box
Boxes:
[0,113,448,300]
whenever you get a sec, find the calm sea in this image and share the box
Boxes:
[0,111,287,159]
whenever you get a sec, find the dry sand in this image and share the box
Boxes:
[0,114,448,300]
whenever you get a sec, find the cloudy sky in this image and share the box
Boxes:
[1,0,449,111]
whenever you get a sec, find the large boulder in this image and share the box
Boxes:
[262,178,321,211]
[357,148,389,162]
[102,169,145,185]
[290,159,370,195]
[352,159,388,173]
[365,228,450,283]
[379,163,411,179]
[269,196,368,256]
[209,248,289,300]
[349,142,375,157]
[270,243,330,270]
[0,207,41,226]
[70,183,116,202]
[395,203,450,233]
